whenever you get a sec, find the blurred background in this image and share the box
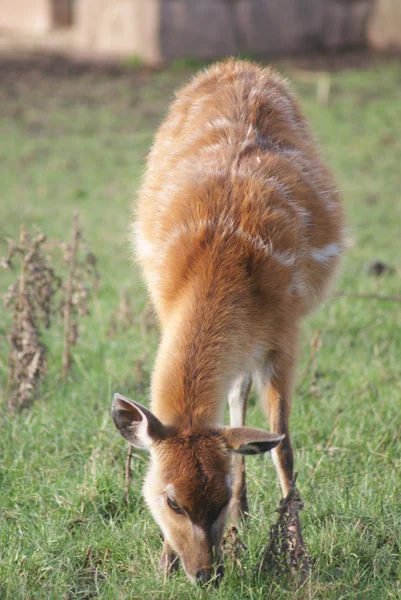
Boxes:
[0,2,400,599]
[0,0,400,61]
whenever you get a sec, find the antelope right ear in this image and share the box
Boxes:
[111,393,165,450]
[223,427,285,455]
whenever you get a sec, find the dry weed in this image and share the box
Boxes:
[222,525,248,574]
[257,475,312,577]
[1,214,99,407]
[2,226,61,409]
[49,212,99,380]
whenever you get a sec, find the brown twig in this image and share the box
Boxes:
[257,474,312,577]
[125,444,133,506]
[62,212,80,381]
[334,291,401,303]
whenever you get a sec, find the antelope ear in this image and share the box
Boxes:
[223,427,285,456]
[111,393,165,450]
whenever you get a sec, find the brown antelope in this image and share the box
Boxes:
[112,59,344,585]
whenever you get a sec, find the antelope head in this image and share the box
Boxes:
[112,393,284,585]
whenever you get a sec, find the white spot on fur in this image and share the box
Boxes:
[228,375,249,427]
[272,250,296,267]
[311,243,341,264]
[288,270,307,295]
[193,525,206,542]
[208,117,233,130]
[156,494,165,508]
[164,483,176,497]
[133,222,154,260]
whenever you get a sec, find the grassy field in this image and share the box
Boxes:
[0,55,400,599]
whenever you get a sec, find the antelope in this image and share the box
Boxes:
[112,59,344,585]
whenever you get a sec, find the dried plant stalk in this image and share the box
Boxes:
[257,474,312,577]
[62,211,80,381]
[2,226,61,410]
[2,215,99,408]
[60,212,99,380]
[108,289,134,336]
[222,525,247,574]
[125,444,133,506]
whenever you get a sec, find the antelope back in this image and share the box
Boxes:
[134,59,344,322]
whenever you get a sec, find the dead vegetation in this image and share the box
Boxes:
[221,481,312,582]
[2,226,61,410]
[1,213,98,409]
[108,294,156,338]
[108,289,135,336]
[222,525,248,574]
[257,475,312,578]
[56,212,100,380]
[221,478,312,582]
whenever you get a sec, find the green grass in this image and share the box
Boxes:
[1,57,401,599]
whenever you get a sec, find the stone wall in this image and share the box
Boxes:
[0,0,72,33]
[0,0,53,33]
[159,0,373,60]
[75,0,376,63]
[367,0,401,50]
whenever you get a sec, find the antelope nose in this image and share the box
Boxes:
[195,566,224,587]
[196,569,212,585]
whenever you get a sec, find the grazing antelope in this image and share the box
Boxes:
[112,59,344,585]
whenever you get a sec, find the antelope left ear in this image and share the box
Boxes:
[223,427,285,455]
[111,393,165,450]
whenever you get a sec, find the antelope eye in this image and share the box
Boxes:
[167,496,184,515]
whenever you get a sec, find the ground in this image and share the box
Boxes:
[0,51,400,599]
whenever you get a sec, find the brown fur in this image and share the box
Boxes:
[157,429,231,525]
[117,59,344,583]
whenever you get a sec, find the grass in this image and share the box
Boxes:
[0,55,401,599]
